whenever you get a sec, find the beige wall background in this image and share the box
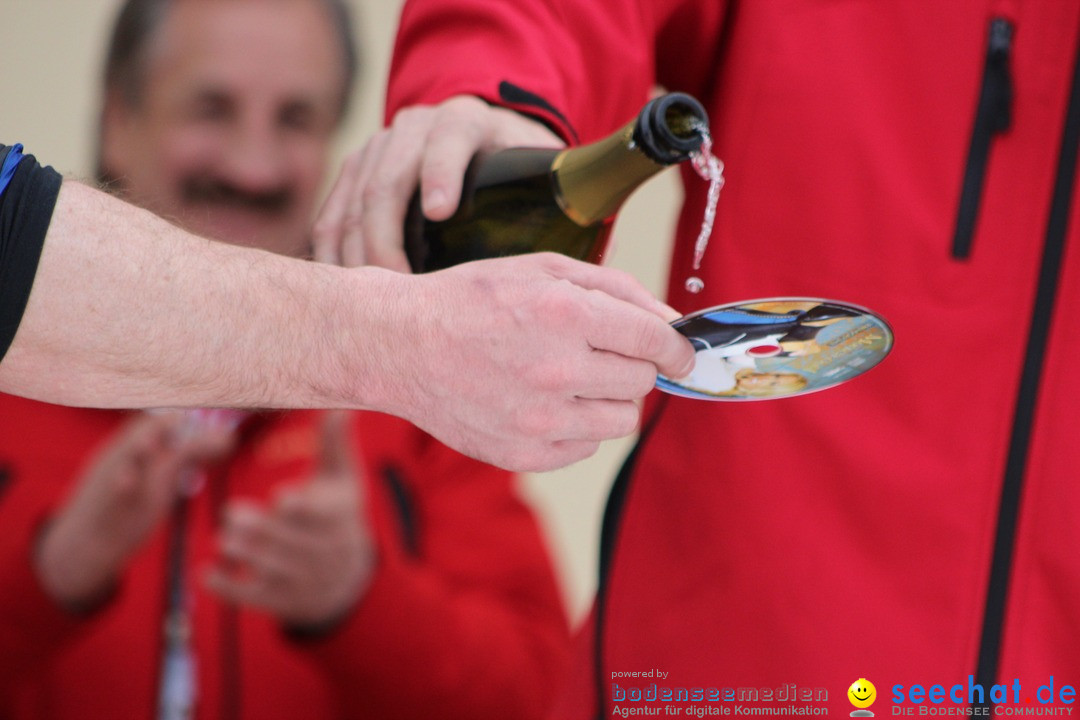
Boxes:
[0,0,680,625]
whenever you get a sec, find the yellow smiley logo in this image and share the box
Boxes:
[848,678,877,709]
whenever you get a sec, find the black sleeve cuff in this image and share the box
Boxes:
[0,145,63,363]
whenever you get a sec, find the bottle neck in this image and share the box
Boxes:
[552,120,670,226]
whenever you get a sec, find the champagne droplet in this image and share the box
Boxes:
[685,276,704,294]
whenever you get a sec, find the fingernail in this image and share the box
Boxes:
[423,188,448,215]
[673,354,697,381]
[658,300,683,322]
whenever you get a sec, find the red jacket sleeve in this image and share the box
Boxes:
[0,399,127,704]
[297,416,570,720]
[387,0,663,143]
[0,493,87,705]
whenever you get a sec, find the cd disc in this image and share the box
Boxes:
[656,298,893,401]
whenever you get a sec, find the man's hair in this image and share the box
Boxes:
[102,0,359,115]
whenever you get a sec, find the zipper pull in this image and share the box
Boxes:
[952,17,1015,259]
[987,18,1014,132]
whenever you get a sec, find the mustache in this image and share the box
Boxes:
[181,176,294,215]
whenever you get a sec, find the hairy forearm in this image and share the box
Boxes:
[0,178,693,471]
[0,180,398,410]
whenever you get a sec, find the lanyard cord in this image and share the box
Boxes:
[157,493,196,720]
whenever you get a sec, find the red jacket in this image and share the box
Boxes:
[0,395,568,719]
[388,1,1080,716]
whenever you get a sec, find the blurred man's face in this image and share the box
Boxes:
[101,0,346,257]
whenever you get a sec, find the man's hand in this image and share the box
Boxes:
[362,252,695,473]
[309,95,694,472]
[205,411,375,628]
[312,95,563,271]
[35,411,236,609]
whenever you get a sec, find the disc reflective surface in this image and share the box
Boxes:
[656,298,893,401]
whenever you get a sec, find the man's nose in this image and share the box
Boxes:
[219,118,290,193]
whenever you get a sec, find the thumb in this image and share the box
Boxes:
[316,410,356,480]
[274,411,361,522]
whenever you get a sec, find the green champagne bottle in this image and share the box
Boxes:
[404,92,709,273]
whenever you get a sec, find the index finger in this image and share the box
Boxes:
[311,150,361,266]
[415,105,491,221]
[540,254,683,321]
[583,294,696,380]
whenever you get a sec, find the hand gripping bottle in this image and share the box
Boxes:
[404,92,709,272]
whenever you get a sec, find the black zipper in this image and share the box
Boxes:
[593,396,669,720]
[382,464,421,557]
[953,17,1014,260]
[974,22,1080,705]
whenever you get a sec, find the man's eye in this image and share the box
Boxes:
[191,95,232,121]
[279,104,317,132]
